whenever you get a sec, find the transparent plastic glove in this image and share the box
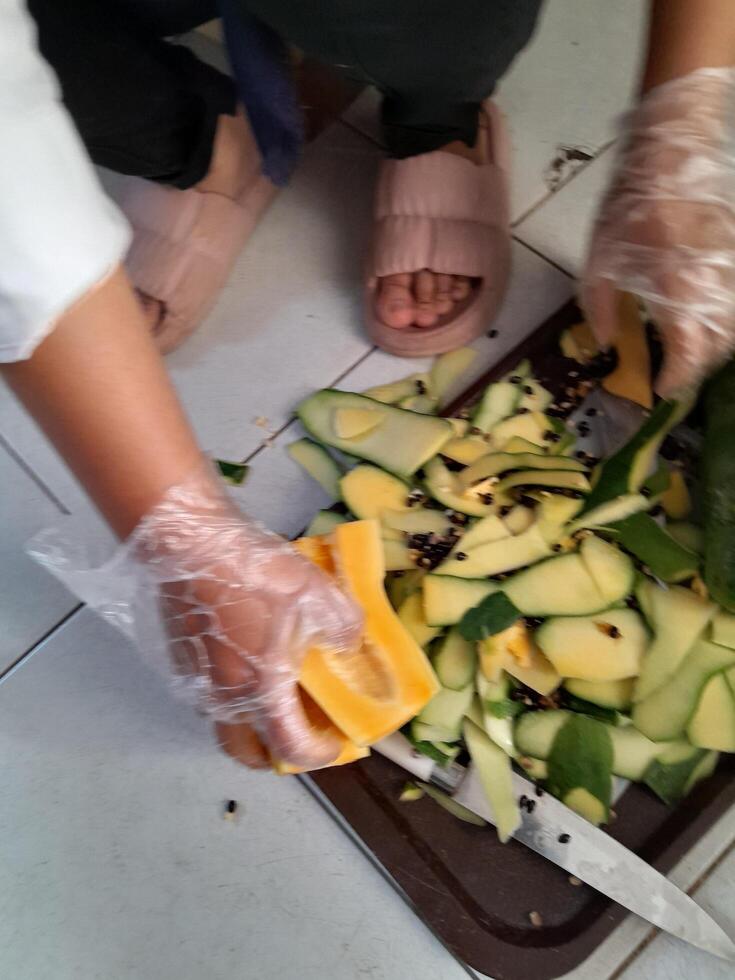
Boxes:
[582,68,735,397]
[29,461,362,770]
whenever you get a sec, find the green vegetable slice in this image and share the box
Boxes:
[458,592,521,641]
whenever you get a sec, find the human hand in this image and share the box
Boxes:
[582,68,735,397]
[130,462,363,770]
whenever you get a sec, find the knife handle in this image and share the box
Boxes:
[375,733,436,780]
[374,733,464,792]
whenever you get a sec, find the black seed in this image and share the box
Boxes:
[535,786,545,798]
[226,800,238,814]
[481,493,495,505]
[543,430,561,443]
[488,328,499,338]
[640,487,652,498]
[575,450,586,459]
[469,426,483,436]
[650,504,664,517]
[558,833,571,844]
[523,385,534,395]
[552,543,562,553]
[609,625,621,639]
[519,494,537,508]
[516,407,530,415]
[415,379,427,395]
[499,505,513,517]
[526,799,537,814]
[524,616,543,629]
[519,795,529,808]
[584,407,598,417]
[577,422,590,436]
[509,375,522,384]
[625,595,640,610]
[455,552,468,562]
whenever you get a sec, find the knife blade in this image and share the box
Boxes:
[376,733,735,962]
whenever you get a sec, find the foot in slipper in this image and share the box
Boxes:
[366,101,511,357]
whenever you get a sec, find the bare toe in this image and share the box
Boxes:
[376,273,416,329]
[451,275,471,301]
[413,268,439,328]
[435,273,454,315]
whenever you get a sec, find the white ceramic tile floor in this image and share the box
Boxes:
[2,4,735,977]
[0,442,77,674]
[0,610,471,980]
[515,146,617,276]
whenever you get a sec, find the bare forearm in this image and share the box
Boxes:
[2,268,201,538]
[642,0,735,92]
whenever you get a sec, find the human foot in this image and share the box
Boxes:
[374,119,489,330]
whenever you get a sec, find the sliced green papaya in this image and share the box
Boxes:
[463,718,521,842]
[287,438,343,499]
[362,373,430,405]
[440,436,491,465]
[424,457,497,518]
[612,512,699,583]
[454,514,509,552]
[414,683,474,741]
[304,510,348,536]
[581,397,692,512]
[712,610,735,650]
[687,672,735,751]
[633,639,735,741]
[298,389,452,478]
[633,580,716,702]
[564,677,635,711]
[432,628,477,691]
[536,609,648,681]
[567,494,649,534]
[495,470,590,496]
[459,450,586,489]
[503,553,607,616]
[431,348,477,406]
[436,522,551,578]
[547,714,613,825]
[579,534,635,605]
[491,411,549,449]
[643,742,709,805]
[473,381,521,432]
[340,464,409,520]
[422,575,498,627]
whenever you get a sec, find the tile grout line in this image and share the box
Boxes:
[0,431,71,515]
[0,603,84,684]
[242,345,377,464]
[511,138,617,230]
[511,235,576,280]
[607,836,735,980]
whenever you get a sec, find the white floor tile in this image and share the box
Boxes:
[341,0,646,224]
[0,444,76,673]
[514,146,616,276]
[498,0,644,222]
[0,609,468,980]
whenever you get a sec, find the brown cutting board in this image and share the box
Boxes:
[307,299,735,980]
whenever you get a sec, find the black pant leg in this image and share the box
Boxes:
[109,0,219,38]
[241,0,543,157]
[27,0,236,187]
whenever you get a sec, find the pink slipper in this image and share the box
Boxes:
[106,115,277,354]
[365,101,512,357]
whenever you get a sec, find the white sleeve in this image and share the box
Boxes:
[0,0,132,362]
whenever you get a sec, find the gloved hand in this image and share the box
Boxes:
[582,68,735,397]
[30,461,362,770]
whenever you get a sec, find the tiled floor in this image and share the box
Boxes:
[2,4,734,978]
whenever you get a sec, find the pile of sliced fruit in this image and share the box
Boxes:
[286,337,735,842]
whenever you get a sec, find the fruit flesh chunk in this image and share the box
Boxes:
[334,407,384,439]
[298,520,440,745]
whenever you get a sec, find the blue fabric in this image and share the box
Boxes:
[218,0,303,185]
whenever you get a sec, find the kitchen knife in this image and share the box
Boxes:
[376,733,735,962]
